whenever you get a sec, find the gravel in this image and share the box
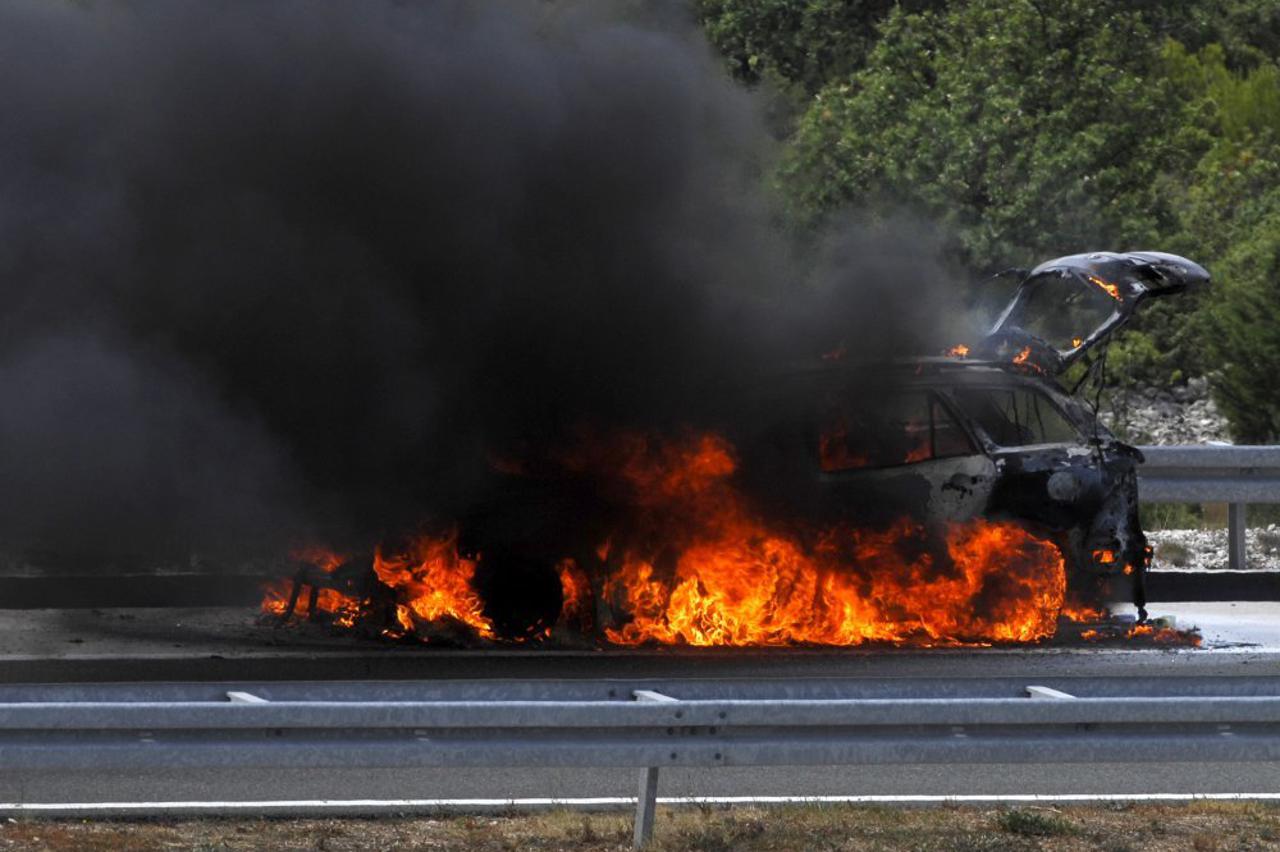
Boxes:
[1096,376,1279,572]
[1101,376,1232,445]
[1148,525,1280,572]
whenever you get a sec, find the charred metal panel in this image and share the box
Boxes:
[977,251,1208,374]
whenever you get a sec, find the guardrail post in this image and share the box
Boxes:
[1136,447,1280,575]
[1229,502,1248,571]
[634,765,659,849]
[632,689,676,848]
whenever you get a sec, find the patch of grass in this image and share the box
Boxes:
[910,833,1036,852]
[7,802,1280,851]
[1156,540,1192,566]
[1190,832,1221,851]
[1140,501,1204,530]
[1249,504,1280,527]
[1202,502,1230,529]
[1095,841,1135,852]
[995,808,1077,837]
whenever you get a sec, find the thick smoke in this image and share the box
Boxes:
[0,0,962,567]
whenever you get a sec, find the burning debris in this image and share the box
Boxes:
[264,538,1201,648]
[264,534,495,641]
[263,524,1200,649]
[1062,609,1200,646]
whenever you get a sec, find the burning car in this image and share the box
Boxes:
[268,251,1208,646]
[771,250,1211,623]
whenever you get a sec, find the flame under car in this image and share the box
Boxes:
[734,359,1151,619]
[269,251,1208,645]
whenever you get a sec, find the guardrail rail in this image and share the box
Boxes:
[4,677,1280,847]
[1137,445,1280,570]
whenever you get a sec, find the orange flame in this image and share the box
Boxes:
[558,558,593,631]
[372,531,495,639]
[818,418,870,471]
[264,431,1105,647]
[260,581,361,628]
[1061,602,1106,621]
[1128,623,1196,643]
[1087,274,1123,302]
[588,432,1065,646]
[260,545,361,627]
[262,536,496,639]
[1012,346,1032,365]
[600,516,1063,646]
[1080,621,1201,646]
[290,545,345,574]
[946,344,970,358]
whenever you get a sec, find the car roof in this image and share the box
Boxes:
[757,357,1059,389]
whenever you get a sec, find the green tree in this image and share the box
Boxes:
[1202,195,1280,440]
[780,0,1206,273]
[695,0,944,96]
[1168,43,1280,439]
[693,0,1280,439]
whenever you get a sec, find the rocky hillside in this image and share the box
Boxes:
[1102,377,1230,445]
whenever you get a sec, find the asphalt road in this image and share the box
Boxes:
[0,601,1274,682]
[2,603,1279,815]
[6,761,1280,817]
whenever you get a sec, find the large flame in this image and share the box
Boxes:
[263,430,1090,646]
[598,519,1064,646]
[372,532,496,639]
[260,545,361,627]
[593,433,1064,646]
[261,533,495,639]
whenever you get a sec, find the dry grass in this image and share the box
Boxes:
[1,802,1279,851]
[1155,540,1192,567]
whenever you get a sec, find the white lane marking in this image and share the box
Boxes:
[5,793,1280,811]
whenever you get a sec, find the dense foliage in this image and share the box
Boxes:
[1166,42,1280,438]
[696,0,1280,441]
[697,0,943,95]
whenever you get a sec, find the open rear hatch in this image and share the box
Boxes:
[974,251,1209,375]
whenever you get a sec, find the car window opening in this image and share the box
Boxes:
[1001,271,1118,352]
[953,386,1080,447]
[818,392,975,472]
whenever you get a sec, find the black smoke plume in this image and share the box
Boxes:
[0,0,961,569]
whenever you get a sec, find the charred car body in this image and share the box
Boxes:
[965,250,1209,617]
[278,251,1208,641]
[752,250,1210,622]
[454,251,1208,635]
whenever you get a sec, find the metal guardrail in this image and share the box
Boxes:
[4,678,1280,846]
[1137,445,1280,570]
